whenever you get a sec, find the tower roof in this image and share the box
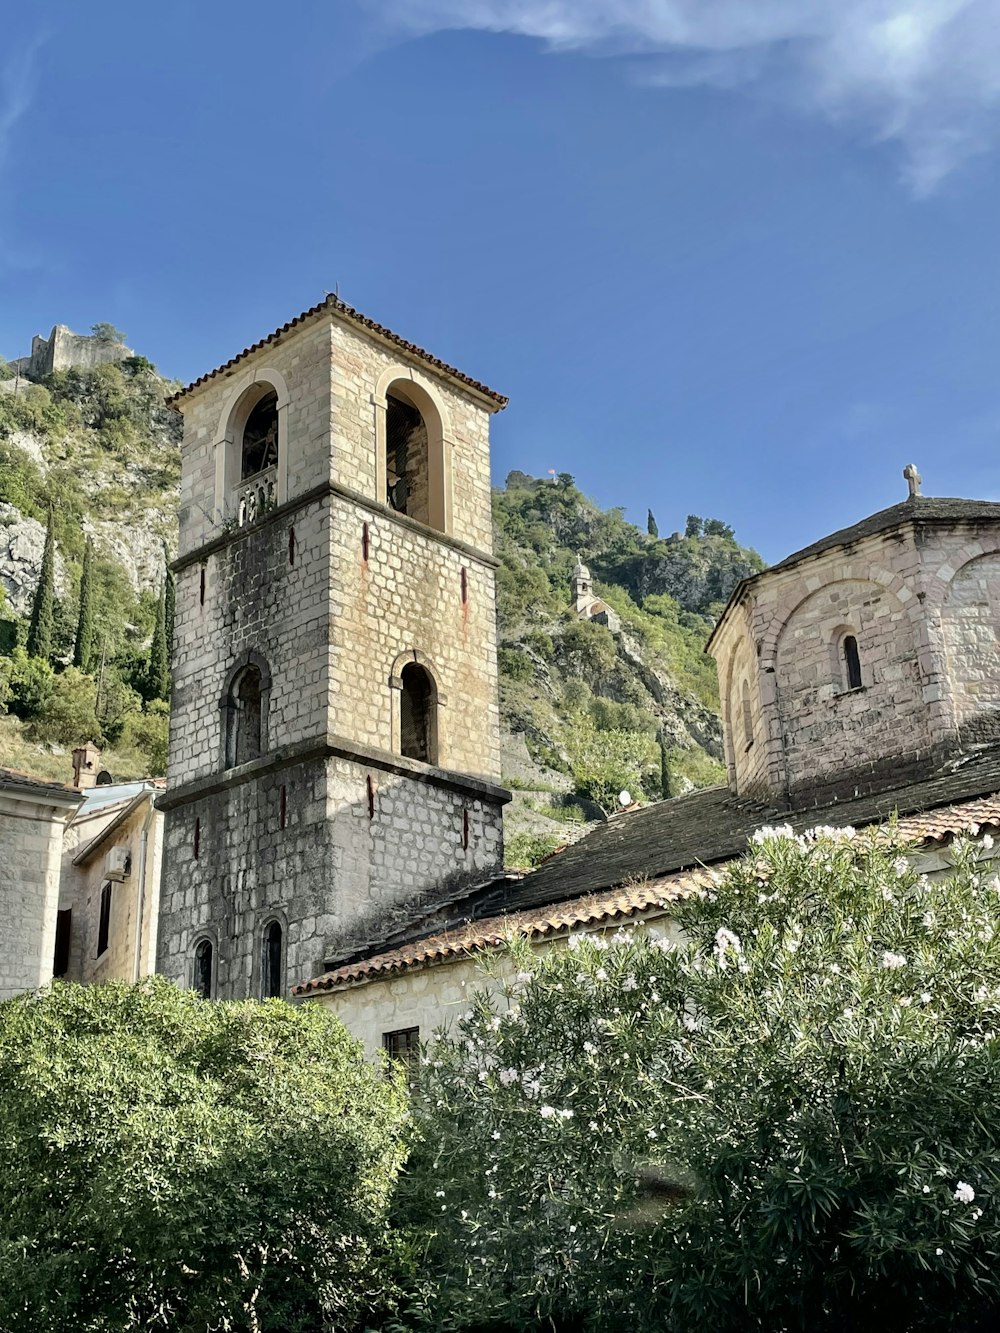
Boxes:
[167,295,508,410]
[572,555,591,579]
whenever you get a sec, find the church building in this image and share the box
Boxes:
[156,296,511,999]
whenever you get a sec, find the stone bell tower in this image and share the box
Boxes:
[156,296,510,1000]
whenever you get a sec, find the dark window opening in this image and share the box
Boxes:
[463,808,470,850]
[194,939,213,999]
[385,394,429,522]
[844,635,863,691]
[741,680,754,749]
[262,921,282,999]
[241,392,279,480]
[384,1026,420,1069]
[53,909,72,977]
[400,662,435,764]
[362,521,370,563]
[460,566,468,605]
[288,527,295,566]
[194,817,201,860]
[366,774,375,820]
[279,785,287,830]
[227,665,264,767]
[199,565,206,605]
[97,883,112,957]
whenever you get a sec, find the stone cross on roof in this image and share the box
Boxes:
[903,463,922,499]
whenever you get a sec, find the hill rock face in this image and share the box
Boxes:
[0,350,763,857]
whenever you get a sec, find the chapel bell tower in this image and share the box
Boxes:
[157,296,510,1000]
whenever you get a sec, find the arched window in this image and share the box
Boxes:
[261,920,283,999]
[843,634,863,691]
[241,391,279,480]
[385,392,430,523]
[400,662,437,764]
[741,680,754,748]
[194,938,213,999]
[223,657,270,769]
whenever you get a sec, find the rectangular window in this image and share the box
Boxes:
[97,883,112,957]
[53,909,72,977]
[383,1026,420,1068]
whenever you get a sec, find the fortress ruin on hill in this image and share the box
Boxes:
[8,324,133,380]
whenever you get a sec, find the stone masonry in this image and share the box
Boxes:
[157,298,510,998]
[709,499,1000,806]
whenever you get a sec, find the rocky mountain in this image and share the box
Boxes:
[0,344,764,861]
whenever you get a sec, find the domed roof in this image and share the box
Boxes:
[572,554,591,579]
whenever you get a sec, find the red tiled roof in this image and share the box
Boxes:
[167,296,508,409]
[294,868,714,995]
[294,790,1000,997]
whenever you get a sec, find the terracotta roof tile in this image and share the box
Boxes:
[293,868,711,996]
[168,296,508,409]
[295,786,1000,997]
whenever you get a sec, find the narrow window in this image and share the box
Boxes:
[193,817,201,860]
[227,665,264,767]
[741,680,754,749]
[362,521,370,563]
[288,527,295,566]
[463,808,470,850]
[262,921,283,999]
[460,566,468,605]
[241,392,279,480]
[399,662,436,764]
[844,635,862,691]
[279,785,287,830]
[97,883,112,957]
[53,908,72,977]
[385,394,429,523]
[383,1026,420,1071]
[194,938,213,999]
[366,774,375,820]
[199,565,206,606]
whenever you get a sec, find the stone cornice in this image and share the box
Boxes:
[156,733,511,812]
[172,480,498,573]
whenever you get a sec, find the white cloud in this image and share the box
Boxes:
[371,0,1000,192]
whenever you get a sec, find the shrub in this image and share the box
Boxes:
[504,830,565,869]
[0,979,408,1333]
[1,647,54,721]
[406,829,1000,1332]
[498,647,534,682]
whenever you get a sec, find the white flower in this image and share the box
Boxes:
[540,1105,556,1119]
[622,975,638,992]
[492,1130,501,1140]
[805,824,856,842]
[435,1189,446,1198]
[892,856,910,876]
[595,968,608,982]
[488,1188,498,1199]
[881,950,907,970]
[713,927,743,969]
[936,1247,944,1256]
[955,1181,976,1205]
[515,971,533,986]
[558,1108,574,1120]
[589,1120,599,1131]
[523,1078,541,1097]
[583,1041,597,1054]
[972,1208,983,1221]
[498,1068,518,1086]
[647,1128,658,1139]
[922,1185,930,1194]
[752,823,795,843]
[921,992,932,1004]
[983,834,994,851]
[843,1008,854,1019]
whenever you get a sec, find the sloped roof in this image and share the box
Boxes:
[168,296,508,409]
[295,867,713,995]
[0,768,83,805]
[297,756,1000,996]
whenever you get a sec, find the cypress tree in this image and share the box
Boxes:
[659,732,672,801]
[147,580,170,702]
[26,512,56,662]
[163,548,175,665]
[647,509,659,538]
[73,538,96,671]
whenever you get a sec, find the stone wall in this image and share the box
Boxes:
[710,517,1000,805]
[0,784,79,1000]
[12,325,132,379]
[161,306,507,999]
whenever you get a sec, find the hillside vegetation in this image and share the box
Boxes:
[0,343,764,861]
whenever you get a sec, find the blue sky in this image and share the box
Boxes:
[3,0,1000,562]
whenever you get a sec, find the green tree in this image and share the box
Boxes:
[0,355,14,381]
[408,828,1000,1332]
[32,667,102,745]
[659,729,672,799]
[25,512,56,662]
[684,514,703,538]
[1,647,54,720]
[0,978,408,1333]
[562,715,656,813]
[72,537,96,671]
[90,321,127,344]
[647,508,658,538]
[146,577,170,701]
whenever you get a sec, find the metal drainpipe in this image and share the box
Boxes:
[132,788,156,983]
